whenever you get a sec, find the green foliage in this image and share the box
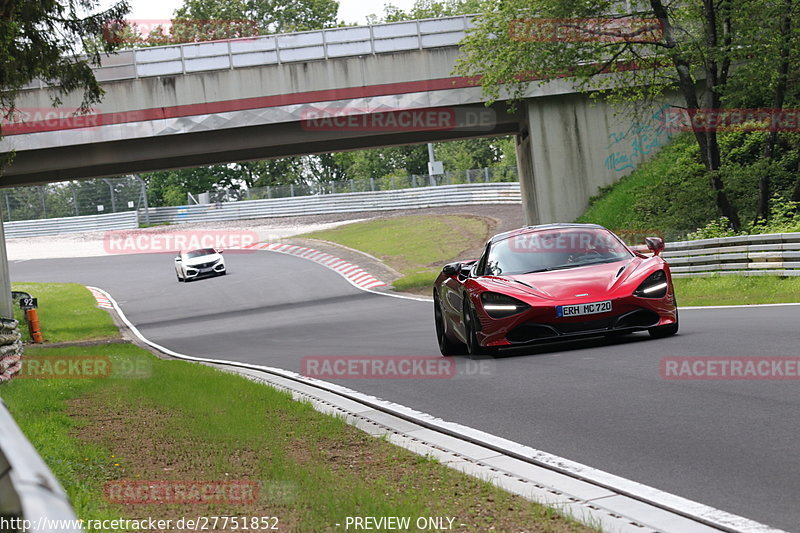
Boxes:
[685,218,740,240]
[174,0,339,35]
[370,0,483,23]
[454,0,682,107]
[1,0,131,136]
[580,130,800,239]
[751,197,800,233]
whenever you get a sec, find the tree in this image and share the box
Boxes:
[452,0,797,231]
[721,0,800,220]
[174,0,339,37]
[1,0,131,172]
[372,0,483,23]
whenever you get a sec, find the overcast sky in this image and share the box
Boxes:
[107,0,419,26]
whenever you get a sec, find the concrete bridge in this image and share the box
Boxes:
[0,15,672,225]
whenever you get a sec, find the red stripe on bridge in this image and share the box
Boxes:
[3,76,481,136]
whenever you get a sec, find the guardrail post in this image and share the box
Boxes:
[290,184,294,197]
[370,178,375,192]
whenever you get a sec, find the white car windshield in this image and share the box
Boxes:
[185,248,216,259]
[485,228,631,276]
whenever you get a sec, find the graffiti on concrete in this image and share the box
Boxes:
[605,105,673,172]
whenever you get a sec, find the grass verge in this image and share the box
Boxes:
[12,282,120,343]
[1,282,595,533]
[301,215,490,293]
[673,276,800,306]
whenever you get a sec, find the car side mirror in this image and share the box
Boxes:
[645,237,665,256]
[175,256,182,261]
[459,264,473,278]
[218,249,224,254]
[442,262,461,276]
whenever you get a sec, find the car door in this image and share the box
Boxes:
[441,244,489,341]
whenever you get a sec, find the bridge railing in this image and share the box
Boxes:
[23,15,475,88]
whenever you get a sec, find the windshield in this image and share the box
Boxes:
[185,248,216,259]
[484,228,631,276]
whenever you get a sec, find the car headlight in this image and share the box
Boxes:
[634,270,669,298]
[480,292,530,318]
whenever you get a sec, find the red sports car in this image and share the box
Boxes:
[433,223,678,355]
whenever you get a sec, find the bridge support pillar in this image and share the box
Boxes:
[0,218,12,319]
[515,94,673,225]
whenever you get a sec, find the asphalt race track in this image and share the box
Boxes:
[12,251,800,531]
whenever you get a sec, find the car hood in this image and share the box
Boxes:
[496,258,641,301]
[185,253,221,266]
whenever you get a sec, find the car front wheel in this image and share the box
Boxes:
[463,299,491,356]
[434,292,466,356]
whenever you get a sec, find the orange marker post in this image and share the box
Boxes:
[25,308,44,343]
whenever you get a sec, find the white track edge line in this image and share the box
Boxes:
[87,286,788,533]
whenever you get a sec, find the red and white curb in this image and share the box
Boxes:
[245,242,386,290]
[87,287,114,310]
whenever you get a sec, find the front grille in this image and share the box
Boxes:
[506,308,660,344]
[615,309,660,329]
[192,260,217,269]
[507,324,558,343]
[553,316,615,334]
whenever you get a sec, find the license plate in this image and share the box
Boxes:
[556,300,612,317]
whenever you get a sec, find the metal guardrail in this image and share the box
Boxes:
[661,233,800,277]
[23,15,473,89]
[3,183,519,238]
[0,399,82,532]
[142,182,521,225]
[5,211,139,239]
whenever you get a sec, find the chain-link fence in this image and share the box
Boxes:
[204,167,519,203]
[1,167,518,220]
[0,176,147,222]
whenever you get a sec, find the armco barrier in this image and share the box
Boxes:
[141,182,522,225]
[661,233,800,277]
[0,398,82,532]
[5,211,138,239]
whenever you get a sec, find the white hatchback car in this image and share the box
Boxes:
[174,248,226,282]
